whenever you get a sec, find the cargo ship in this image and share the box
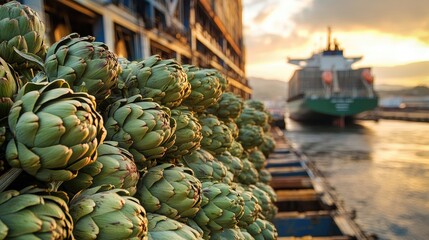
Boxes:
[286,28,378,125]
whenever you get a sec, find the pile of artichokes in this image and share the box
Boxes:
[0,1,279,239]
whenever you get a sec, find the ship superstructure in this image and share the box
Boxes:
[286,28,378,124]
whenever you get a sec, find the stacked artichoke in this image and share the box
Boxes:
[0,2,279,239]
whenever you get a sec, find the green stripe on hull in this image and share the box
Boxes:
[306,97,378,116]
[287,97,378,121]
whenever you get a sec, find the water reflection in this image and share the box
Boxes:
[284,119,429,240]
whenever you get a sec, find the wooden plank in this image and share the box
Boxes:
[268,153,299,160]
[267,157,301,165]
[276,189,318,201]
[271,176,313,189]
[268,166,305,174]
[275,210,331,218]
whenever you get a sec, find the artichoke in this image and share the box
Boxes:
[206,92,243,120]
[179,148,227,183]
[236,185,262,228]
[237,124,264,150]
[135,163,202,220]
[256,182,277,203]
[44,33,121,101]
[198,114,233,155]
[263,122,271,133]
[185,219,205,238]
[163,106,202,160]
[194,182,244,233]
[237,157,259,185]
[69,185,148,240]
[222,170,234,185]
[0,1,46,70]
[240,229,256,240]
[236,107,268,128]
[215,151,243,178]
[248,149,267,170]
[117,55,191,108]
[249,185,277,221]
[245,99,266,112]
[0,57,20,121]
[258,169,272,184]
[104,95,176,169]
[259,134,276,158]
[6,79,106,182]
[147,213,203,240]
[182,65,224,112]
[210,226,245,240]
[246,218,278,240]
[0,186,73,239]
[225,119,239,139]
[229,140,244,158]
[62,141,139,196]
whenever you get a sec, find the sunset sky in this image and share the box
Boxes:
[243,0,429,88]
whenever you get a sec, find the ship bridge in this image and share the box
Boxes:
[288,52,362,71]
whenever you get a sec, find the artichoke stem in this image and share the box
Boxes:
[0,168,22,192]
[48,181,64,192]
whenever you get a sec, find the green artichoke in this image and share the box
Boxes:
[246,218,278,240]
[225,119,239,139]
[236,107,268,128]
[258,169,272,184]
[69,185,148,240]
[206,92,243,121]
[194,182,244,233]
[135,163,202,220]
[45,33,121,101]
[0,1,46,70]
[147,213,203,240]
[222,170,234,185]
[198,114,233,155]
[184,219,205,238]
[240,229,255,240]
[62,141,139,196]
[182,65,224,112]
[0,57,20,121]
[249,185,277,221]
[236,185,262,228]
[0,186,73,239]
[117,55,191,108]
[229,140,244,158]
[179,148,227,183]
[163,106,202,160]
[6,79,106,182]
[248,149,267,170]
[212,68,228,92]
[263,122,271,133]
[236,157,259,185]
[237,124,264,150]
[245,99,266,112]
[210,226,245,240]
[104,95,176,169]
[215,151,243,178]
[259,134,276,158]
[256,182,277,203]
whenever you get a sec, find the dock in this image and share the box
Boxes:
[269,128,375,239]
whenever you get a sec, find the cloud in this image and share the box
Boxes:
[245,32,309,64]
[252,3,278,24]
[291,0,429,41]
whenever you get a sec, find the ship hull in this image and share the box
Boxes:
[287,96,378,122]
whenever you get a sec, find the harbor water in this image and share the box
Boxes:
[283,118,429,240]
